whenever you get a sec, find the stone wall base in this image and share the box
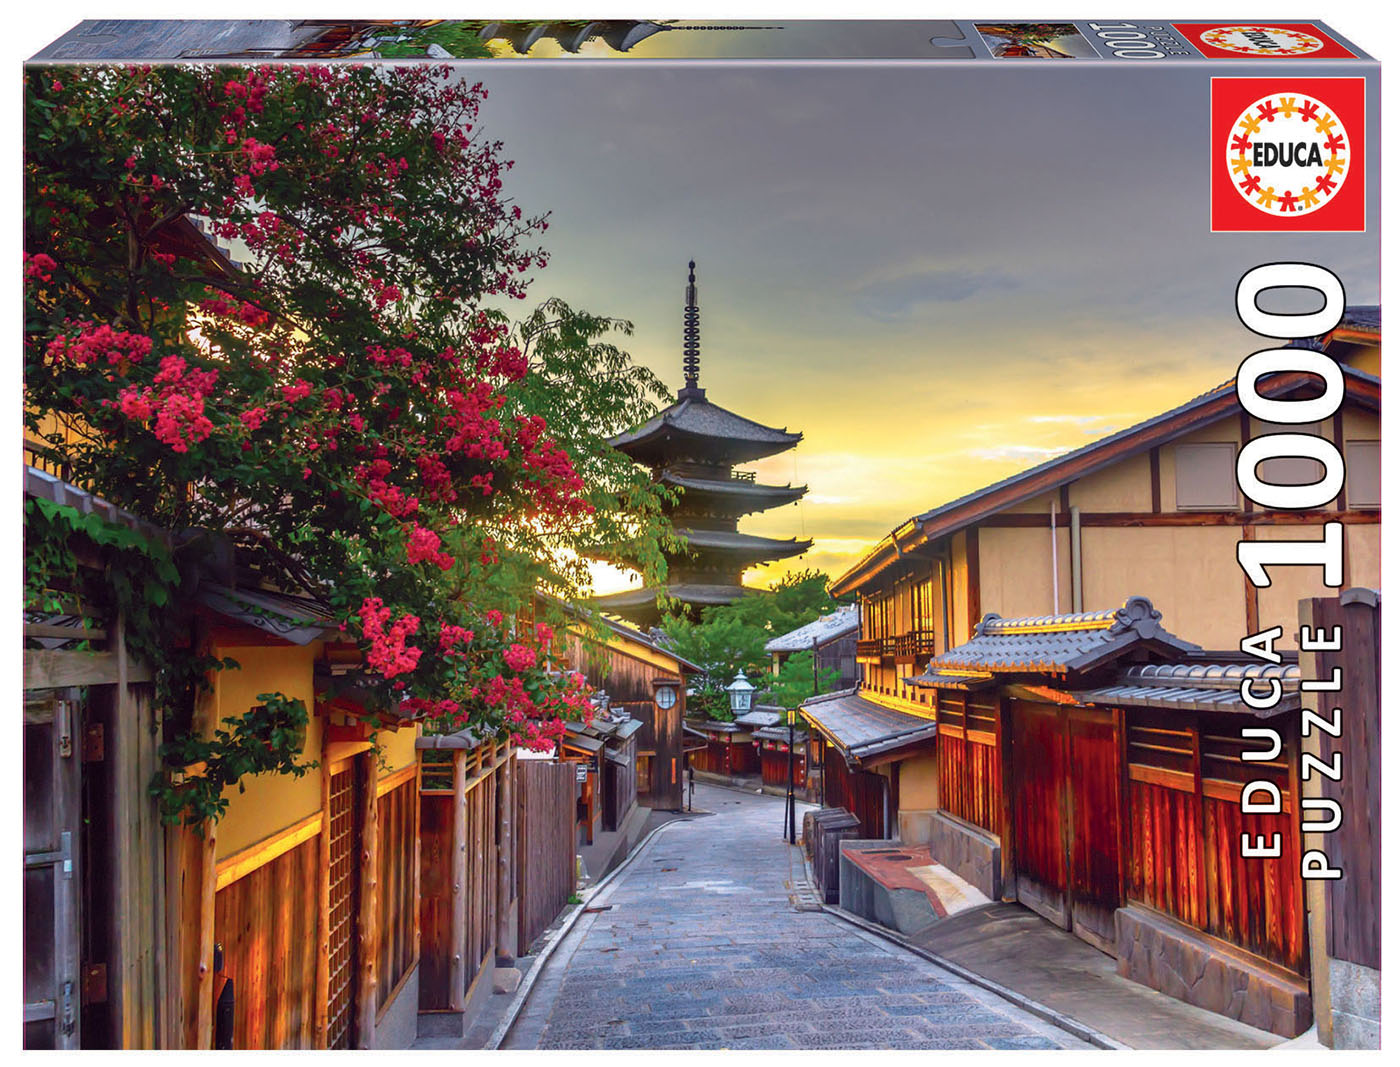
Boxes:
[1115,904,1311,1038]
[371,965,420,1049]
[921,810,1002,901]
[1327,957,1380,1049]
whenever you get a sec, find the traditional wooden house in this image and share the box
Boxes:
[22,466,426,1050]
[595,262,811,624]
[544,596,703,811]
[810,340,1382,1037]
[765,605,862,691]
[832,362,1379,671]
[805,596,1329,1035]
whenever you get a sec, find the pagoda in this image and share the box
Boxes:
[595,262,811,624]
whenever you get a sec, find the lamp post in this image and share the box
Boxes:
[785,707,798,845]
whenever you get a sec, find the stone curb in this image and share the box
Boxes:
[484,813,697,1050]
[821,901,1127,1050]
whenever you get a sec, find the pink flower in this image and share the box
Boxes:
[503,643,538,672]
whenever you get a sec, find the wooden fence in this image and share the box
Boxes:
[417,740,504,1012]
[515,760,576,952]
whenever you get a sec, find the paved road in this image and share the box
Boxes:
[505,784,1089,1050]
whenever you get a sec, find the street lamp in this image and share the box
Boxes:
[726,670,755,716]
[785,707,798,845]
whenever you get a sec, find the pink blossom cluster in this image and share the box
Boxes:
[46,322,153,368]
[357,597,422,679]
[405,524,455,571]
[111,355,219,453]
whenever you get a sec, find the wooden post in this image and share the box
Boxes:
[412,760,422,964]
[313,760,331,1048]
[449,750,467,1013]
[356,755,379,1049]
[194,817,217,1050]
[495,748,514,962]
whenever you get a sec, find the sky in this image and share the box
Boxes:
[465,57,1380,595]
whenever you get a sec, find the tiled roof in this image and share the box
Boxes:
[1072,661,1301,718]
[917,596,1199,677]
[660,471,806,505]
[200,584,339,646]
[800,690,936,762]
[753,725,809,743]
[610,396,800,450]
[676,527,812,559]
[765,605,860,653]
[735,708,783,728]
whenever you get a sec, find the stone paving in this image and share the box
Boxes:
[505,784,1090,1050]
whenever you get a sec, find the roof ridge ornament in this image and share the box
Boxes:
[678,259,705,400]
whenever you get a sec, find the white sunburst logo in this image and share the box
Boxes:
[1201,25,1326,56]
[1227,93,1349,217]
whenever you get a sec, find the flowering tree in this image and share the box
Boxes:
[25,63,668,821]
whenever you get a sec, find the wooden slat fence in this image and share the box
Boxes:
[375,773,419,1015]
[515,760,576,952]
[212,836,321,1049]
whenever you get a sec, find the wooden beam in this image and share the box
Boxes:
[1242,526,1260,636]
[1239,411,1254,514]
[374,763,417,798]
[965,528,981,638]
[1332,411,1347,511]
[24,649,152,689]
[1149,448,1162,513]
[495,751,514,961]
[314,761,331,1049]
[357,755,379,1049]
[195,819,217,1050]
[214,812,324,892]
[975,509,1379,528]
[449,750,467,1013]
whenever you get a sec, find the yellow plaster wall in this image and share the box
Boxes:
[978,526,1073,620]
[951,533,971,645]
[898,753,939,811]
[1252,525,1356,650]
[1341,407,1380,441]
[1347,524,1380,592]
[208,641,324,861]
[1004,490,1059,515]
[1068,452,1154,512]
[1159,419,1245,514]
[1080,525,1246,649]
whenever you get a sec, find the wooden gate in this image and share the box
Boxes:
[325,757,364,1050]
[23,690,84,1049]
[1011,701,1122,952]
[515,760,576,951]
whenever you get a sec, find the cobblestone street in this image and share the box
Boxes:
[504,784,1090,1050]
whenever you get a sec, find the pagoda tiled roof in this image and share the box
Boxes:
[676,527,812,561]
[610,396,802,463]
[660,470,807,509]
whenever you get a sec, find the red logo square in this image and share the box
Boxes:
[1210,78,1366,233]
[1176,23,1355,59]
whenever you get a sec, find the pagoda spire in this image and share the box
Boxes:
[679,260,705,399]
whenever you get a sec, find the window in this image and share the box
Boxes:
[1255,422,1325,490]
[1346,440,1380,509]
[1175,442,1238,509]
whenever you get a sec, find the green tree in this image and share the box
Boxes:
[24,63,669,821]
[765,650,840,711]
[658,569,845,719]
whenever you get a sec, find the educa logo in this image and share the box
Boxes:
[1227,93,1347,217]
[1201,25,1325,56]
[1211,78,1366,233]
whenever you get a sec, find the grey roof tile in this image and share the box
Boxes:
[1072,661,1302,718]
[765,605,860,653]
[917,596,1199,677]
